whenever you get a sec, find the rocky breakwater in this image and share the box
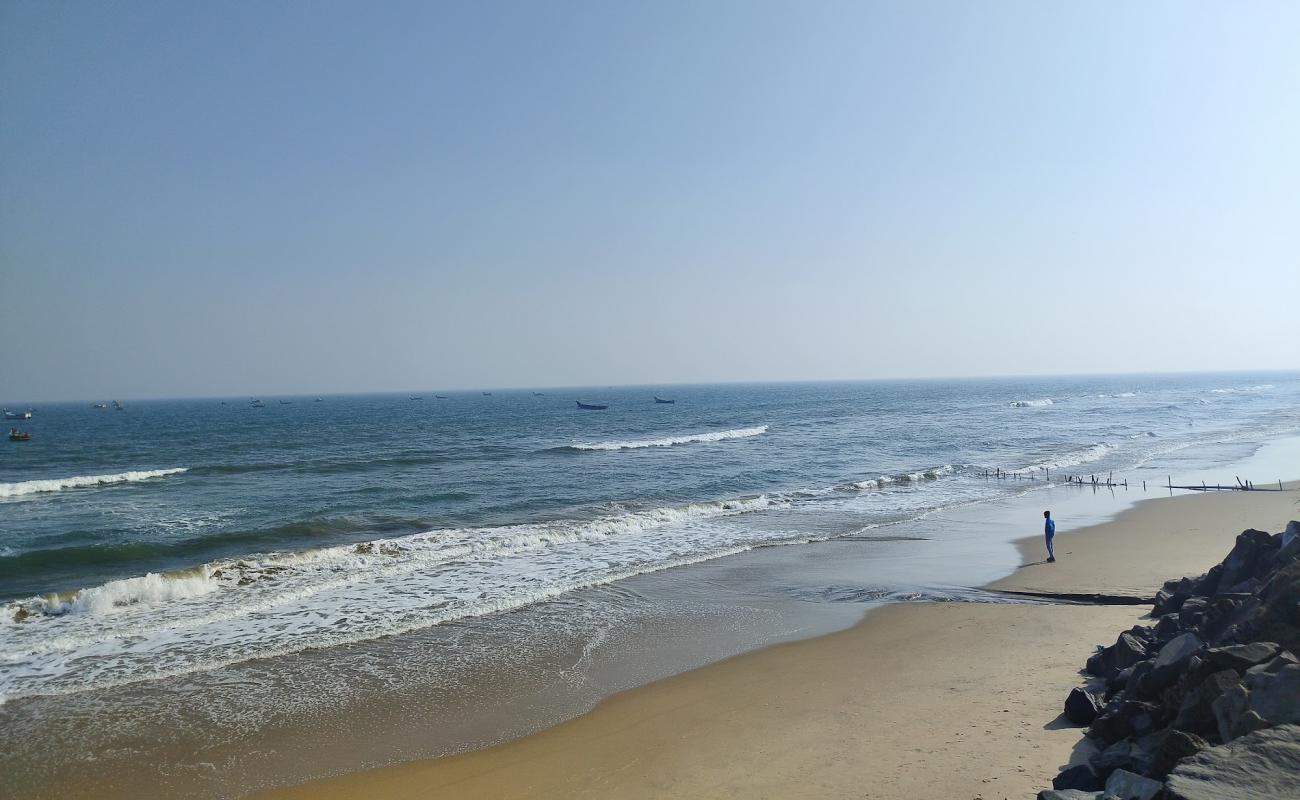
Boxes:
[1040,521,1300,800]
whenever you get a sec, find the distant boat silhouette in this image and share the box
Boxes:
[314,398,323,402]
[92,403,108,409]
[532,392,545,396]
[575,401,608,410]
[654,397,675,404]
[8,428,31,441]
[410,396,423,400]
[482,392,492,396]
[435,395,448,399]
[3,409,32,420]
[279,400,293,405]
[250,399,265,408]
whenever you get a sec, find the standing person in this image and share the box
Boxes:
[1044,510,1056,562]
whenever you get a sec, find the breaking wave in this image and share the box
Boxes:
[1210,384,1274,394]
[1020,443,1117,473]
[0,469,188,499]
[1009,398,1054,408]
[567,425,768,451]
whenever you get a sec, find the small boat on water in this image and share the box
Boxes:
[3,409,32,420]
[315,398,323,402]
[250,399,265,408]
[92,402,108,409]
[532,392,545,396]
[279,400,293,405]
[112,400,123,411]
[410,396,423,400]
[8,428,31,441]
[435,395,448,399]
[575,401,608,410]
[654,397,675,404]
[482,392,492,396]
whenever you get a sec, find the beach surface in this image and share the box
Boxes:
[263,485,1299,800]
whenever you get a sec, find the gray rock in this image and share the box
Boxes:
[1173,669,1240,739]
[1213,662,1300,741]
[1053,762,1103,791]
[1141,632,1202,694]
[1103,768,1161,800]
[1154,632,1202,670]
[1217,529,1276,590]
[1090,739,1141,778]
[1065,686,1102,725]
[1037,790,1102,800]
[1204,641,1280,673]
[1246,650,1298,676]
[1136,728,1208,780]
[1165,723,1300,800]
[1109,632,1148,670]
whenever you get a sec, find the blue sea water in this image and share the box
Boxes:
[2,373,1299,709]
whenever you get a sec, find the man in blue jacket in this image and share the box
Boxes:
[1044,510,1056,562]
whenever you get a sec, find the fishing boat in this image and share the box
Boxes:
[482,392,492,396]
[3,409,32,420]
[112,400,123,411]
[532,392,545,396]
[435,395,448,399]
[315,398,323,402]
[654,396,675,404]
[92,402,108,409]
[575,401,608,410]
[8,428,31,441]
[279,400,293,405]
[410,396,423,400]
[250,399,265,408]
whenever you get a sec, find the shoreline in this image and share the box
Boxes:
[260,483,1300,799]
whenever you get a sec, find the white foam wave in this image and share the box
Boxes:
[1210,384,1274,394]
[0,468,994,702]
[1096,392,1139,398]
[0,468,188,499]
[569,425,768,451]
[1008,398,1054,408]
[1020,443,1116,473]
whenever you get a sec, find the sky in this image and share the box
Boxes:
[1,1,1297,401]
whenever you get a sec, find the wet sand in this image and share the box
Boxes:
[263,484,1299,799]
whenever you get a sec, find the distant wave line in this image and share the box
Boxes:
[0,469,188,499]
[567,425,769,451]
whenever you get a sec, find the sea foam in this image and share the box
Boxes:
[0,469,188,499]
[1008,398,1054,408]
[568,425,768,451]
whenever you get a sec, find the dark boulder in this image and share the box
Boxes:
[1036,790,1102,800]
[1213,660,1300,742]
[1138,632,1202,695]
[1214,529,1277,592]
[1172,669,1241,739]
[1136,728,1207,780]
[1254,561,1300,654]
[1102,768,1162,800]
[1052,762,1103,791]
[1105,632,1148,671]
[1165,723,1300,800]
[1090,739,1142,779]
[1064,686,1102,725]
[1204,641,1281,673]
[1085,650,1108,678]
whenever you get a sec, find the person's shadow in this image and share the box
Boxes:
[1017,559,1051,568]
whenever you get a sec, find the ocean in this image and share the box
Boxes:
[2,372,1299,797]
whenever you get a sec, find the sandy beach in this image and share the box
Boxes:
[263,485,1299,800]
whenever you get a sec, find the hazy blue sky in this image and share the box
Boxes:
[2,1,1297,400]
